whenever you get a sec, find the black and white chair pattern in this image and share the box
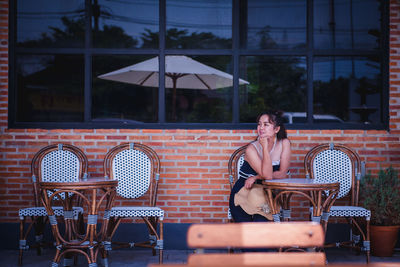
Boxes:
[305,143,370,263]
[227,145,247,221]
[103,143,164,264]
[18,144,87,266]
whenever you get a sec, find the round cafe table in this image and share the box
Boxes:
[40,178,118,267]
[262,178,339,233]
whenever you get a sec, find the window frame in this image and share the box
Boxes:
[8,0,389,130]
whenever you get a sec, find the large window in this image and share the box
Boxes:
[10,0,388,129]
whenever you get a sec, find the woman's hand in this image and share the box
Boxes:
[258,136,269,149]
[244,176,257,189]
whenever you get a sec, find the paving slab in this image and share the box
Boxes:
[3,248,400,267]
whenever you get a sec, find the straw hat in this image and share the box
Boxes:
[234,184,273,220]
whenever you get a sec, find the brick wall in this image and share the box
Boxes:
[0,0,399,224]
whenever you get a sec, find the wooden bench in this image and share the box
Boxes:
[186,222,326,266]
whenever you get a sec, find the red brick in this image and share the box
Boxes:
[96,129,118,133]
[180,207,200,212]
[106,136,127,140]
[84,135,105,140]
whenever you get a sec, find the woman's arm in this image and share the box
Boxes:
[245,141,273,180]
[272,138,291,179]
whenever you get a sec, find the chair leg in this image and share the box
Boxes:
[19,216,45,265]
[33,217,46,255]
[144,217,164,263]
[159,220,164,264]
[350,217,370,263]
[33,217,45,256]
[52,248,62,267]
[365,219,370,263]
[159,249,163,264]
[100,248,109,267]
[19,217,28,266]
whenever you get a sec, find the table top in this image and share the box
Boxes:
[39,178,118,189]
[263,178,339,190]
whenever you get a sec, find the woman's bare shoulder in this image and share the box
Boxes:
[282,138,290,144]
[244,141,258,159]
[281,138,291,148]
[246,142,256,152]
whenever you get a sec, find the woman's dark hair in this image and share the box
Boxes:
[257,110,287,140]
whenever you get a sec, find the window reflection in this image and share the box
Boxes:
[92,55,158,123]
[314,0,381,50]
[93,0,159,48]
[239,56,306,123]
[166,0,232,49]
[12,0,386,127]
[16,55,84,122]
[240,0,306,49]
[17,0,84,48]
[313,57,382,124]
[166,56,233,123]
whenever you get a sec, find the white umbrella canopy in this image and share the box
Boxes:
[98,55,249,89]
[98,55,249,120]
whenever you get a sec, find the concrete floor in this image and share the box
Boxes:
[3,248,400,267]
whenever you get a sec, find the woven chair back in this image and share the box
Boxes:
[31,144,88,202]
[33,144,88,182]
[104,143,161,206]
[305,143,361,204]
[227,145,247,189]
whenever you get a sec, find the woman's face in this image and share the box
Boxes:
[257,114,280,138]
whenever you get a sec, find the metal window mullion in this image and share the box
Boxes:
[232,0,239,124]
[84,0,92,122]
[307,0,314,124]
[8,0,16,127]
[158,0,166,123]
[381,0,389,127]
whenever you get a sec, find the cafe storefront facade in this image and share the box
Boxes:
[1,0,399,248]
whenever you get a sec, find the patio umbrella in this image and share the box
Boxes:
[98,55,249,119]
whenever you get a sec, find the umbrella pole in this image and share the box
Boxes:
[172,77,177,121]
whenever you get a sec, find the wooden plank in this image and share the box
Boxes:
[188,252,326,266]
[187,222,324,248]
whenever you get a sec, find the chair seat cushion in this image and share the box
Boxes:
[310,206,371,218]
[329,206,371,217]
[110,206,164,218]
[19,206,84,217]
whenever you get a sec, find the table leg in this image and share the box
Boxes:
[99,188,117,267]
[281,194,292,221]
[266,189,281,222]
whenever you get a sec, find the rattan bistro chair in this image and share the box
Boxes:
[103,143,164,264]
[304,143,371,262]
[227,145,247,221]
[18,144,87,266]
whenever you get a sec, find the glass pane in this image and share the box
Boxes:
[166,0,232,49]
[239,56,307,123]
[92,55,158,123]
[240,0,306,50]
[165,55,233,123]
[314,0,381,50]
[313,56,382,124]
[93,0,159,49]
[17,0,84,48]
[16,54,84,122]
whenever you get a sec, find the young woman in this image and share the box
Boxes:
[229,110,291,222]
